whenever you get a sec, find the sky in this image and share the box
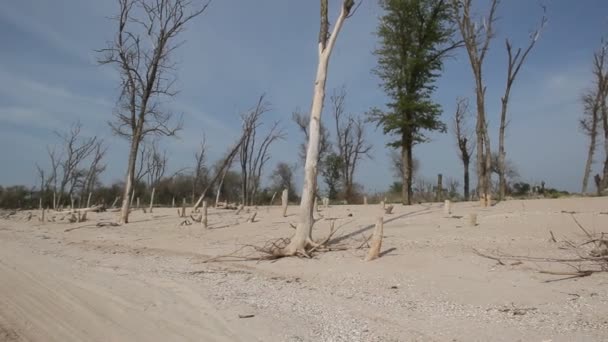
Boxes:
[0,0,607,195]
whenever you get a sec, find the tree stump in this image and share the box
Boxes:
[365,217,384,261]
[282,189,288,217]
[444,200,451,216]
[468,213,478,227]
[236,204,244,215]
[180,198,186,218]
[322,197,329,208]
[149,188,155,213]
[436,173,443,202]
[202,201,208,229]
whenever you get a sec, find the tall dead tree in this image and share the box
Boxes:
[453,97,474,200]
[98,0,210,223]
[580,41,608,193]
[592,41,608,193]
[280,0,356,256]
[497,9,546,200]
[239,95,285,205]
[330,86,372,202]
[454,0,499,207]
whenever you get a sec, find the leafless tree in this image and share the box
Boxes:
[453,0,499,206]
[389,149,419,182]
[453,97,475,200]
[292,108,331,164]
[581,72,605,193]
[590,41,608,193]
[193,130,251,211]
[282,0,356,256]
[98,0,210,223]
[192,137,208,202]
[80,141,108,200]
[330,86,372,202]
[497,8,546,200]
[239,95,285,205]
[55,122,99,206]
[145,141,167,188]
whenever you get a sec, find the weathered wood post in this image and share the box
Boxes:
[149,188,155,213]
[436,173,443,202]
[246,211,257,223]
[181,198,186,217]
[87,192,92,208]
[172,197,175,208]
[136,197,140,209]
[281,188,288,217]
[365,217,384,261]
[201,201,208,229]
[363,196,368,205]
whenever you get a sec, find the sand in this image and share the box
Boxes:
[0,197,607,341]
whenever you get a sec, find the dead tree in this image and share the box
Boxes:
[98,0,210,223]
[589,41,608,193]
[80,140,107,201]
[292,109,332,165]
[453,97,474,200]
[330,86,372,202]
[55,122,99,207]
[145,140,167,189]
[280,0,356,256]
[239,95,285,205]
[497,9,546,200]
[454,0,499,207]
[192,137,208,203]
[193,133,248,211]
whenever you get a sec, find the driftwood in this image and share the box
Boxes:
[365,217,384,261]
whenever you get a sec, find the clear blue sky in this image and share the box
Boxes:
[0,0,607,194]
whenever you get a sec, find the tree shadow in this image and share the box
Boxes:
[329,204,438,245]
[379,247,397,257]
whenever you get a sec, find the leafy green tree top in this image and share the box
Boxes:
[369,0,459,146]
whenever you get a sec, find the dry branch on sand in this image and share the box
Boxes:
[473,213,607,281]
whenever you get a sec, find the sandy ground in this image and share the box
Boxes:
[1,197,608,341]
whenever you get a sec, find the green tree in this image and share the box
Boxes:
[369,0,459,205]
[321,153,343,200]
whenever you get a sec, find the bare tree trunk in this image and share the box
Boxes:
[401,133,413,205]
[149,187,155,213]
[436,173,443,202]
[53,192,56,210]
[283,0,354,255]
[86,192,92,208]
[498,98,507,200]
[464,159,470,201]
[119,139,140,223]
[137,197,140,209]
